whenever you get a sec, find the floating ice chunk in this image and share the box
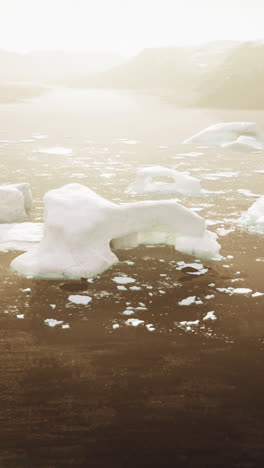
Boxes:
[16,314,24,319]
[112,276,136,284]
[127,166,202,196]
[216,287,252,295]
[62,324,70,329]
[121,309,135,316]
[203,311,217,321]
[11,184,220,280]
[112,323,120,329]
[239,196,264,233]
[0,183,32,223]
[179,320,199,327]
[183,122,264,151]
[0,222,43,252]
[252,292,264,297]
[125,318,144,327]
[38,147,72,155]
[21,288,31,293]
[44,319,64,327]
[117,285,127,291]
[205,294,215,300]
[68,295,92,305]
[178,296,202,306]
[129,286,141,291]
[146,324,156,331]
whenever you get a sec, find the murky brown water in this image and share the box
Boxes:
[1,88,264,467]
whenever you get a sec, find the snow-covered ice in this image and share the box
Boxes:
[68,295,92,305]
[125,318,144,327]
[178,296,203,306]
[203,311,217,321]
[127,166,202,196]
[0,183,32,223]
[183,122,264,151]
[11,183,220,280]
[112,276,136,285]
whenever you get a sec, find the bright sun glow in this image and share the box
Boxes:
[0,0,263,55]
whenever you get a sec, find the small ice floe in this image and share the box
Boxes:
[117,285,127,291]
[21,288,31,293]
[68,295,92,305]
[37,147,73,155]
[178,296,203,306]
[120,139,139,145]
[203,311,217,321]
[50,304,56,309]
[124,260,135,265]
[125,318,144,327]
[112,276,136,285]
[62,324,70,329]
[178,320,200,331]
[112,323,120,329]
[16,314,24,319]
[237,189,259,198]
[130,286,142,291]
[121,309,135,316]
[176,152,203,158]
[44,318,64,327]
[146,324,156,332]
[252,292,264,297]
[176,261,208,275]
[204,171,239,180]
[32,134,48,139]
[208,283,215,287]
[205,294,215,300]
[216,287,252,295]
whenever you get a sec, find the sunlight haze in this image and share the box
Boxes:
[0,0,263,55]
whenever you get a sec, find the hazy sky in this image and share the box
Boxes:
[0,0,263,55]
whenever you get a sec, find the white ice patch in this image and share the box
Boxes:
[38,147,73,155]
[44,319,64,327]
[112,276,136,285]
[216,287,252,295]
[183,122,264,152]
[127,166,202,196]
[68,295,92,305]
[252,292,264,297]
[237,189,259,198]
[178,296,203,306]
[203,311,217,321]
[125,318,144,327]
[11,184,220,280]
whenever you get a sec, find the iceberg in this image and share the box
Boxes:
[127,166,202,196]
[0,183,32,223]
[11,183,220,280]
[183,122,264,151]
[239,196,264,233]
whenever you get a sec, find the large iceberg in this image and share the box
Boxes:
[183,122,264,151]
[0,183,32,223]
[127,166,202,196]
[11,184,220,280]
[239,196,264,233]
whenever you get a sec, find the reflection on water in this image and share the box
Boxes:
[0,88,264,343]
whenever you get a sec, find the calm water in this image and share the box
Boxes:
[1,87,264,342]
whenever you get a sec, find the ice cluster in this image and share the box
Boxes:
[239,196,264,233]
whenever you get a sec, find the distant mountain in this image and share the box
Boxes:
[70,42,241,106]
[0,50,123,84]
[199,42,264,109]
